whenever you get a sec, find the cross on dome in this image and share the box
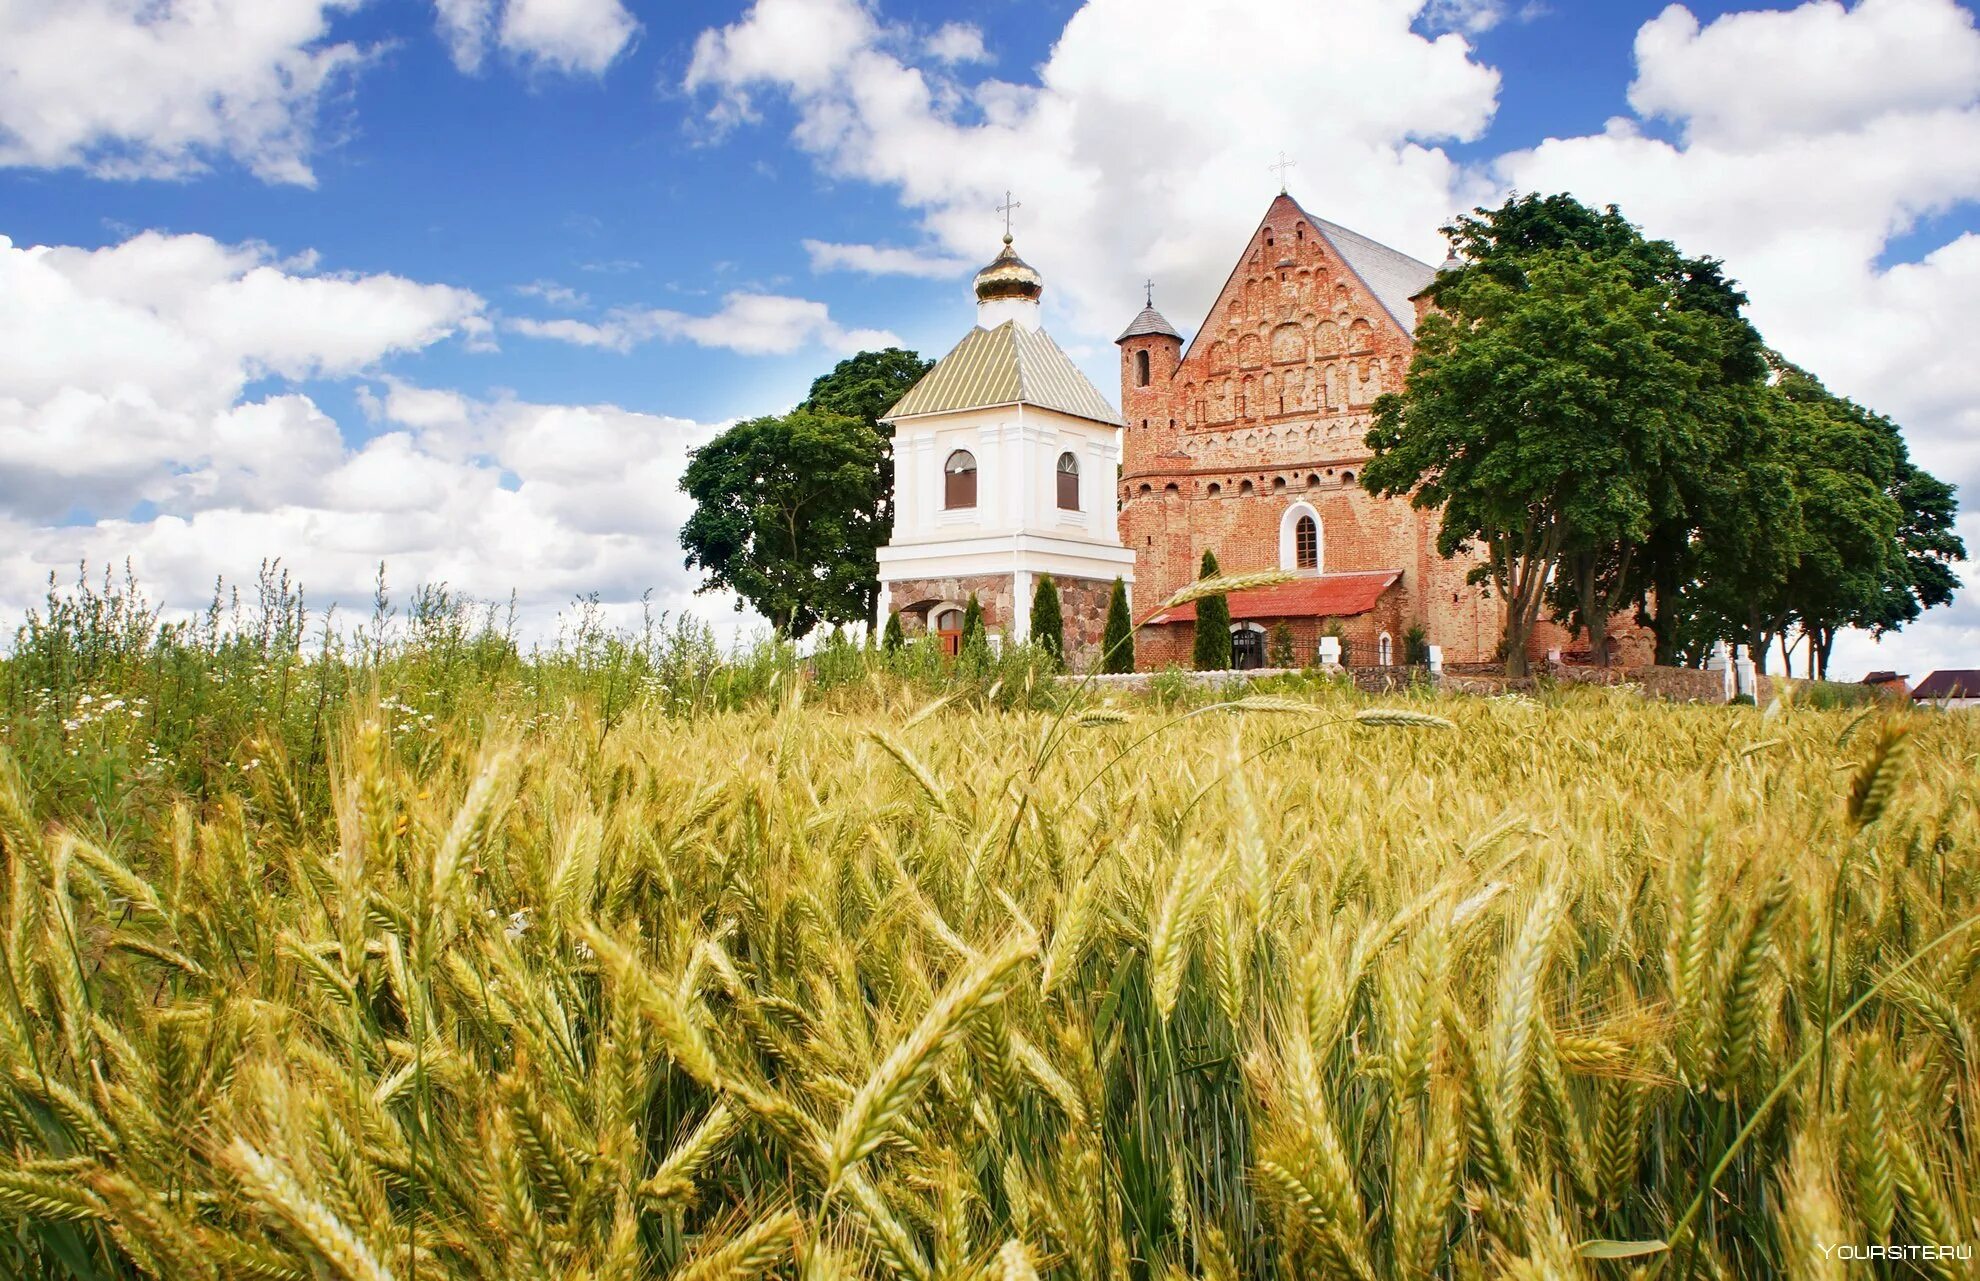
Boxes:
[996,190,1021,243]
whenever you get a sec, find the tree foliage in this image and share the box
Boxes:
[883,609,904,652]
[679,409,883,639]
[801,347,934,616]
[1376,192,1959,677]
[1192,549,1232,671]
[1366,248,1719,674]
[1029,574,1064,667]
[1102,577,1134,674]
[680,349,929,640]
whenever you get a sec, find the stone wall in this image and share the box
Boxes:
[1048,575,1116,666]
[887,573,1016,635]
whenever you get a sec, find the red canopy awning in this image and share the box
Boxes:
[1144,569,1402,625]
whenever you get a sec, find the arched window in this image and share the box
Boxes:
[1279,502,1323,572]
[1207,482,1222,497]
[1056,451,1080,510]
[1164,482,1179,495]
[944,450,977,509]
[1272,476,1287,492]
[1307,473,1321,487]
[1378,632,1394,666]
[1239,479,1255,496]
[1135,349,1150,387]
[1341,470,1356,486]
[1137,483,1152,496]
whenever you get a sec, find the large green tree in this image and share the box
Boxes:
[800,348,934,619]
[679,409,884,639]
[1365,249,1719,675]
[1437,194,1772,664]
[1763,363,1963,678]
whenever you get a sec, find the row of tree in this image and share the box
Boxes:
[1364,194,1961,678]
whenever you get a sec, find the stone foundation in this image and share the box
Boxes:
[886,574,1016,636]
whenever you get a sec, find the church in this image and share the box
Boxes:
[879,190,1625,670]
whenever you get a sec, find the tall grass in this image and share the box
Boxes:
[0,571,1975,1278]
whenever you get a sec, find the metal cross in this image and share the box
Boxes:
[1143,278,1155,307]
[996,190,1021,239]
[1269,151,1296,192]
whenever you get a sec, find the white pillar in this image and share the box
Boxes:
[1427,644,1444,679]
[1010,569,1032,644]
[1318,636,1341,670]
[1734,652,1757,702]
[1707,640,1733,701]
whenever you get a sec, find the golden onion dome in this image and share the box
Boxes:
[973,234,1043,303]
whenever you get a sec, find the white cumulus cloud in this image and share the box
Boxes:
[0,229,484,521]
[509,291,900,355]
[686,0,1502,337]
[0,0,367,186]
[433,0,638,74]
[802,239,974,278]
[0,226,742,644]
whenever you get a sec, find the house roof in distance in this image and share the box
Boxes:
[884,320,1122,426]
[1143,569,1402,625]
[1911,669,1980,700]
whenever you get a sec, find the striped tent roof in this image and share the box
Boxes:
[883,321,1122,426]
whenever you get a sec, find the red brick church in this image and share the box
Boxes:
[1117,192,1635,670]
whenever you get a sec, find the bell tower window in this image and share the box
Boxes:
[1056,451,1080,510]
[944,450,977,509]
[1134,349,1150,387]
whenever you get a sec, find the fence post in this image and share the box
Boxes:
[1427,644,1443,685]
[1734,650,1757,703]
[1707,640,1733,702]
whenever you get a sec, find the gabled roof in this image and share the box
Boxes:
[1176,193,1439,368]
[883,320,1122,426]
[1116,304,1182,343]
[1143,569,1402,624]
[1911,670,1980,700]
[1295,198,1438,334]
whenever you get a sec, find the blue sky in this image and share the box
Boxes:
[3,0,1978,678]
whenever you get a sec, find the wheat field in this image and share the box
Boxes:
[0,675,1976,1279]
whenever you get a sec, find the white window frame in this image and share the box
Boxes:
[1278,500,1323,573]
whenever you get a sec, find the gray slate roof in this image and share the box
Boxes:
[1116,304,1182,343]
[884,320,1122,426]
[1295,199,1438,335]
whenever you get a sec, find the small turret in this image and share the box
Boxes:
[1117,281,1185,475]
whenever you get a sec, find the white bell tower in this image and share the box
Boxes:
[874,209,1134,660]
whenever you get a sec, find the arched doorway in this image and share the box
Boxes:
[1232,624,1266,670]
[933,606,965,657]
